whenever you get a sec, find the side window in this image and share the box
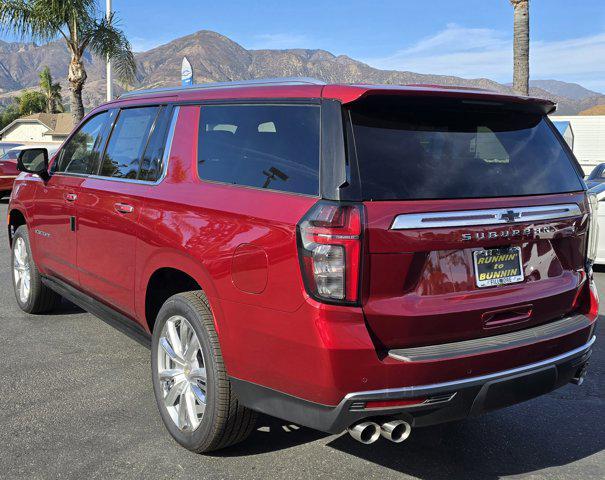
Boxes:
[198,104,320,195]
[99,107,159,179]
[55,112,108,174]
[139,107,171,182]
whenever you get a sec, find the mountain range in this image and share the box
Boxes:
[1,30,604,115]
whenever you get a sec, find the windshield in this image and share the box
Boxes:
[0,150,20,161]
[349,97,584,200]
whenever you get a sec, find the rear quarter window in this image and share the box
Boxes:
[350,97,584,200]
[197,104,320,196]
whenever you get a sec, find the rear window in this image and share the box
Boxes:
[350,97,584,200]
[197,104,320,195]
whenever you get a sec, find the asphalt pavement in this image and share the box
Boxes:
[0,199,603,480]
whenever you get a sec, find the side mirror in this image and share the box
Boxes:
[17,148,50,180]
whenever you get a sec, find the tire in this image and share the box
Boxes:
[151,291,257,453]
[11,225,62,314]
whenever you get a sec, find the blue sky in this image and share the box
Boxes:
[3,0,605,91]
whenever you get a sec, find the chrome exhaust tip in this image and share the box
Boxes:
[380,420,412,443]
[571,365,588,386]
[348,421,381,444]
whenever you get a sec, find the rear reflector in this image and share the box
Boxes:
[364,398,427,410]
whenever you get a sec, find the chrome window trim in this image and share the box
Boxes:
[52,106,179,186]
[343,336,595,401]
[390,203,583,230]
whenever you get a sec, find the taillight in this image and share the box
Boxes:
[297,201,363,304]
[571,273,599,322]
[586,193,599,264]
[588,280,599,321]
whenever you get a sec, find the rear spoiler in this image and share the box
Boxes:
[323,85,557,115]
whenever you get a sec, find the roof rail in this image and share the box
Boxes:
[118,77,326,99]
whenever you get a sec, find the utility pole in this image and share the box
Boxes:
[106,0,113,101]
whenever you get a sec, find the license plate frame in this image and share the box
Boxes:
[473,247,524,288]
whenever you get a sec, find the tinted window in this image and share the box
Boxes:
[139,107,171,182]
[0,143,23,156]
[55,112,108,174]
[350,97,584,200]
[588,165,605,180]
[99,107,159,179]
[198,105,320,195]
[1,149,20,161]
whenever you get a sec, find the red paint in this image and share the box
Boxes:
[29,174,83,283]
[0,159,19,192]
[8,83,596,409]
[231,244,269,294]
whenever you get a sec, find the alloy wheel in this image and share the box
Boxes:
[157,315,207,432]
[13,237,31,304]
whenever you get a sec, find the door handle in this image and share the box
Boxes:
[114,203,134,214]
[64,193,77,202]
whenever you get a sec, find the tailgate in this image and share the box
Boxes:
[362,193,588,349]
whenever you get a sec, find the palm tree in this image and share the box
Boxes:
[0,0,136,123]
[510,0,530,96]
[39,66,63,113]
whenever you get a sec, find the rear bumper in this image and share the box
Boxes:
[232,335,595,433]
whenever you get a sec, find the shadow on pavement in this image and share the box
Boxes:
[210,414,329,457]
[325,403,605,479]
[47,298,85,316]
[326,331,604,479]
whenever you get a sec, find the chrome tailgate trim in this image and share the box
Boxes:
[390,203,582,230]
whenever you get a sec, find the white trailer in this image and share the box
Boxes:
[550,115,605,175]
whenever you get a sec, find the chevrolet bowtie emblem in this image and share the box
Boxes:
[500,210,521,223]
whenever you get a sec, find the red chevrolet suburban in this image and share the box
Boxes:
[8,78,599,452]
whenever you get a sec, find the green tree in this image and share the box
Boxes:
[510,0,530,96]
[15,90,46,115]
[0,0,136,123]
[0,104,20,131]
[39,66,63,113]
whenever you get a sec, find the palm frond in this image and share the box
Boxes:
[84,13,137,84]
[0,0,51,41]
[0,0,95,44]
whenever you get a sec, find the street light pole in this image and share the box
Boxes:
[106,0,113,101]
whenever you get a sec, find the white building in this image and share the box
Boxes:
[0,113,73,144]
[550,115,605,175]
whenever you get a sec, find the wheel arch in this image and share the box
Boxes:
[7,208,27,247]
[139,251,222,335]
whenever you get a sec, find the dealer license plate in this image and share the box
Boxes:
[473,247,524,288]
